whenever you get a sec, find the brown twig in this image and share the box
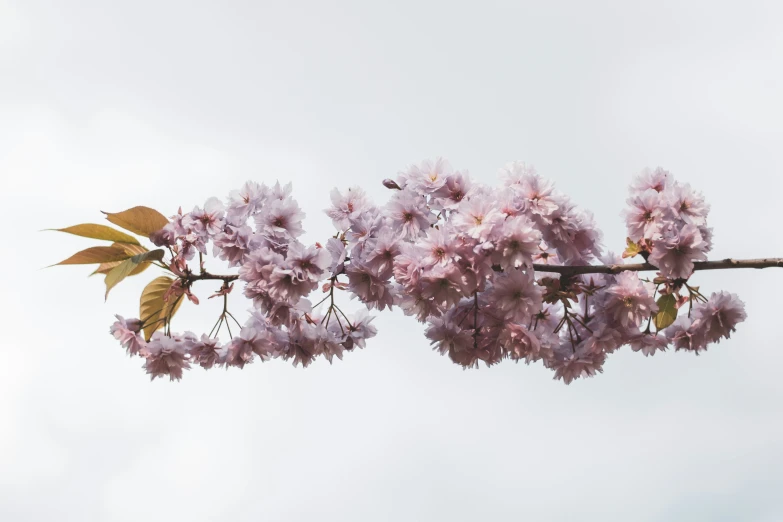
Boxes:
[178,258,782,291]
[185,272,240,283]
[531,258,783,276]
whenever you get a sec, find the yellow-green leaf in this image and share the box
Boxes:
[48,224,140,245]
[103,206,169,238]
[113,243,152,276]
[89,243,152,276]
[654,294,678,330]
[53,246,135,266]
[103,249,165,299]
[92,259,151,277]
[622,237,642,259]
[140,276,184,340]
[115,243,145,255]
[104,259,141,299]
[91,261,122,275]
[130,262,152,276]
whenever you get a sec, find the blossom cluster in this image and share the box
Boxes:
[109,159,747,384]
[623,167,712,279]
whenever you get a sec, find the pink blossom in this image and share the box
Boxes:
[548,343,606,384]
[691,291,747,343]
[177,233,207,260]
[623,189,664,241]
[255,199,305,239]
[583,324,623,354]
[666,183,709,226]
[698,225,714,253]
[396,287,444,322]
[326,237,347,275]
[400,157,452,194]
[499,160,537,189]
[346,262,394,311]
[212,224,254,267]
[630,167,670,194]
[268,181,293,201]
[629,332,668,356]
[312,323,345,364]
[488,270,543,323]
[392,244,426,288]
[567,209,604,263]
[425,316,474,356]
[110,315,147,357]
[344,308,378,349]
[499,323,542,363]
[648,223,708,279]
[532,243,560,266]
[363,229,402,279]
[492,215,541,269]
[419,265,466,308]
[150,222,177,247]
[239,247,285,285]
[282,322,319,368]
[286,242,331,283]
[604,272,658,329]
[501,163,558,218]
[144,333,192,381]
[185,197,225,237]
[385,191,435,239]
[189,334,223,369]
[665,316,707,353]
[225,327,272,368]
[432,169,472,210]
[267,267,315,304]
[227,181,267,223]
[418,226,458,269]
[452,195,503,241]
[346,209,383,253]
[325,187,371,230]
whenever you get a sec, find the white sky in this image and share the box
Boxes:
[2,1,783,521]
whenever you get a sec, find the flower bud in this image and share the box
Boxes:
[382,178,401,190]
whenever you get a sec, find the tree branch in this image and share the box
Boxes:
[531,258,783,276]
[179,258,783,286]
[185,272,240,283]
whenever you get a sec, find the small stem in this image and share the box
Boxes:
[473,292,479,349]
[312,292,331,310]
[333,304,354,330]
[225,316,233,338]
[571,312,593,334]
[225,311,243,329]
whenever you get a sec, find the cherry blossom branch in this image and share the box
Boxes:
[532,257,783,276]
[181,258,783,286]
[77,160,773,384]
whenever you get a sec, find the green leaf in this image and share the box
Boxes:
[102,206,169,238]
[654,294,678,330]
[52,246,135,266]
[103,249,165,299]
[139,276,184,340]
[48,224,140,245]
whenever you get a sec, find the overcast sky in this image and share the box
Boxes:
[2,1,783,521]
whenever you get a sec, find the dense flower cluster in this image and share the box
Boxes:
[109,159,747,384]
[623,167,712,279]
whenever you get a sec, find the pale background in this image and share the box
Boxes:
[2,1,783,521]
